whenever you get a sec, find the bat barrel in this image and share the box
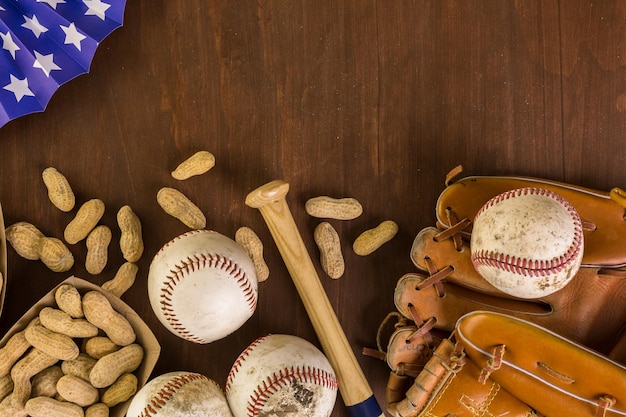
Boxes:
[246,180,384,417]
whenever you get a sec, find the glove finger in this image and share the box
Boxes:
[384,323,440,377]
[457,311,626,417]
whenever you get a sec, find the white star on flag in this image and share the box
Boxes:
[22,15,48,38]
[83,0,111,21]
[60,22,86,50]
[4,74,35,102]
[37,0,67,9]
[1,32,20,59]
[33,51,61,77]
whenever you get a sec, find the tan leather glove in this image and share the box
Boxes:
[402,226,626,355]
[399,167,626,356]
[386,335,538,417]
[457,311,626,417]
[368,167,626,416]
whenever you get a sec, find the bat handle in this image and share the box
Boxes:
[246,180,384,417]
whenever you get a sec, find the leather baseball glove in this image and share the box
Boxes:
[386,332,538,417]
[456,311,626,417]
[385,311,626,417]
[400,167,626,355]
[366,167,626,416]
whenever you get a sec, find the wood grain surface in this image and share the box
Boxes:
[1,2,625,415]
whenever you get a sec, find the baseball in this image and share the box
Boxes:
[148,229,258,344]
[470,187,584,299]
[126,371,234,417]
[225,334,338,417]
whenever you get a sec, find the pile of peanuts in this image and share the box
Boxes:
[5,167,143,295]
[306,196,399,279]
[0,283,143,417]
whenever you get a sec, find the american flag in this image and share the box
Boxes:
[0,0,126,127]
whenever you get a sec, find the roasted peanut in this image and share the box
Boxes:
[85,403,109,417]
[0,394,27,417]
[235,226,269,282]
[171,150,216,180]
[0,331,30,377]
[24,323,79,361]
[84,337,120,360]
[11,348,59,410]
[5,221,44,261]
[61,353,97,381]
[314,222,344,279]
[0,375,12,402]
[117,205,143,263]
[156,187,206,229]
[25,396,83,417]
[54,284,84,318]
[37,237,74,272]
[56,374,99,407]
[89,344,143,388]
[39,307,98,339]
[64,199,105,244]
[305,196,363,220]
[85,225,112,275]
[101,373,137,407]
[31,366,63,398]
[353,220,399,256]
[82,291,135,346]
[101,262,138,297]
[42,167,75,212]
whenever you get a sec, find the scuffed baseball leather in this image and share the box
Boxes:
[402,225,626,355]
[386,337,538,417]
[436,165,626,268]
[457,311,626,417]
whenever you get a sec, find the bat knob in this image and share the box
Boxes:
[246,180,290,208]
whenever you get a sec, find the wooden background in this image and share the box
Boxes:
[1,1,626,415]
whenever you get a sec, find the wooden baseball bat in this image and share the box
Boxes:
[246,180,384,417]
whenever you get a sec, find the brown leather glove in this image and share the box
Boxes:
[457,311,626,417]
[386,335,538,417]
[369,167,626,416]
[398,167,626,356]
[401,225,626,355]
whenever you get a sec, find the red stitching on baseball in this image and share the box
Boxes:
[225,335,269,394]
[158,230,257,344]
[224,335,338,417]
[137,373,209,417]
[471,187,583,277]
[244,366,338,416]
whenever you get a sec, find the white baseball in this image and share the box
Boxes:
[148,229,258,344]
[225,334,338,417]
[126,371,234,417]
[470,187,584,299]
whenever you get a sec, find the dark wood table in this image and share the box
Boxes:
[1,2,625,416]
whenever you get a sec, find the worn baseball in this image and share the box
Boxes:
[148,229,258,344]
[470,187,584,299]
[225,334,338,417]
[126,371,234,417]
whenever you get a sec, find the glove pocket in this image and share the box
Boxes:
[436,171,626,268]
[456,310,626,417]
